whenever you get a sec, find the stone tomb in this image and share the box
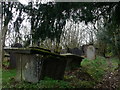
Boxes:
[86,45,96,60]
[67,47,83,56]
[61,53,84,70]
[4,47,67,83]
[9,43,22,69]
[61,48,84,70]
[61,47,83,56]
[4,47,84,83]
[40,56,67,80]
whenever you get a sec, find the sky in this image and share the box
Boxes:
[18,0,54,5]
[18,0,29,5]
[4,0,96,46]
[18,0,120,2]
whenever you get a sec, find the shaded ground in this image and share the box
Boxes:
[94,59,120,89]
[64,67,120,89]
[94,69,120,89]
[64,57,120,89]
[2,56,120,89]
[64,67,94,81]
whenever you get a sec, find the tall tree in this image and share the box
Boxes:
[0,2,2,64]
[2,2,120,52]
[1,2,13,61]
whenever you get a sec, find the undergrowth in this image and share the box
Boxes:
[81,56,118,82]
[2,56,119,88]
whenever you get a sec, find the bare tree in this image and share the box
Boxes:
[60,20,96,50]
[0,2,4,62]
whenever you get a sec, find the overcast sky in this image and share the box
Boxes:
[18,0,120,3]
[18,0,29,5]
[18,0,54,5]
[4,0,96,46]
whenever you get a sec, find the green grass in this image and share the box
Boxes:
[2,76,74,88]
[0,69,2,89]
[109,57,119,70]
[73,80,95,88]
[2,60,9,67]
[2,69,16,85]
[81,56,119,82]
[37,77,74,88]
[2,56,119,88]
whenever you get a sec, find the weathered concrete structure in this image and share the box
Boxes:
[9,43,22,69]
[4,47,84,83]
[5,47,66,83]
[61,53,84,70]
[86,45,96,60]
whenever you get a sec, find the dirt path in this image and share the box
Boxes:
[94,59,120,89]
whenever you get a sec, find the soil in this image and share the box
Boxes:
[94,69,120,89]
[3,57,120,89]
[94,59,120,89]
[64,67,94,81]
[64,60,120,89]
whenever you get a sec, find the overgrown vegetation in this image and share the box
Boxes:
[1,1,120,89]
[2,69,16,85]
[81,56,118,82]
[2,56,119,88]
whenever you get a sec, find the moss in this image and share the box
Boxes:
[4,47,85,60]
[31,48,65,58]
[4,47,65,58]
[2,69,16,85]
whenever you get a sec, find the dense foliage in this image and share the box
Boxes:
[2,2,118,42]
[1,2,120,59]
[2,56,119,88]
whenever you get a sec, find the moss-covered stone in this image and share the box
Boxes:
[4,47,65,58]
[4,47,84,83]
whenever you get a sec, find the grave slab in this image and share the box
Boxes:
[4,47,66,83]
[86,45,96,60]
[61,53,84,70]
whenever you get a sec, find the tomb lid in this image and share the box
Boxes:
[4,47,64,58]
[29,46,51,52]
[60,53,84,59]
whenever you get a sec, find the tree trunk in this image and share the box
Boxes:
[0,3,2,88]
[0,20,2,66]
[1,2,9,62]
[0,7,3,65]
[1,25,8,62]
